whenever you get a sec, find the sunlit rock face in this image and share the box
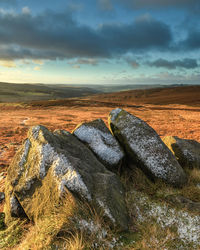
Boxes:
[4,125,128,231]
[108,108,187,187]
[163,136,200,169]
[73,118,125,172]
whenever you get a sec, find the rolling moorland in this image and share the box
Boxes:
[0,82,175,103]
[0,84,199,167]
[0,82,101,103]
[0,84,200,249]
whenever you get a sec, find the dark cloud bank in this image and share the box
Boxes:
[118,0,199,8]
[0,9,199,62]
[0,0,17,6]
[148,58,199,70]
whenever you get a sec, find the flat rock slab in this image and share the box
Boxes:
[73,119,124,171]
[5,125,128,230]
[163,136,200,169]
[108,108,187,187]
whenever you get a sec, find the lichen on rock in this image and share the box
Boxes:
[163,136,200,169]
[73,119,124,171]
[4,125,128,231]
[130,191,200,248]
[108,108,187,187]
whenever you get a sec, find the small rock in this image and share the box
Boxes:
[163,136,200,169]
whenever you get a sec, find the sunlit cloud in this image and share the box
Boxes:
[34,66,41,71]
[22,6,31,15]
[32,60,44,65]
[72,65,80,69]
[0,60,16,68]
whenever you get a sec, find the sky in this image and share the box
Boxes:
[0,0,200,85]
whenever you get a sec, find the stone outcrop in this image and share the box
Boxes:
[108,108,187,187]
[163,136,200,169]
[4,125,128,230]
[73,119,124,171]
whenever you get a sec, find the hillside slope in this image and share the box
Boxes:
[0,82,100,102]
[86,85,200,106]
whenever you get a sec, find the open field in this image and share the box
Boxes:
[0,85,199,169]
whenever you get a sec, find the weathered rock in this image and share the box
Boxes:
[108,108,187,187]
[166,194,200,213]
[73,119,125,171]
[163,136,200,169]
[4,125,128,230]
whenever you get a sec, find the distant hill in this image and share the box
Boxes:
[0,82,101,102]
[0,82,198,104]
[59,83,167,93]
[87,85,200,107]
[22,85,200,108]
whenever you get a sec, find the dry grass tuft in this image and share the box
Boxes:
[63,232,85,250]
[0,219,28,249]
[180,168,200,202]
[134,223,176,250]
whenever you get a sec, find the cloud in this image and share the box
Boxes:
[0,0,17,5]
[34,66,41,71]
[74,58,98,65]
[69,58,98,68]
[0,60,16,68]
[0,10,107,59]
[147,58,199,69]
[72,65,80,69]
[67,3,83,11]
[118,0,199,9]
[99,15,172,53]
[0,10,172,61]
[32,59,44,65]
[181,30,200,50]
[22,6,31,15]
[98,0,113,10]
[127,60,140,68]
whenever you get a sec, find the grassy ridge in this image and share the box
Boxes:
[1,82,193,103]
[0,82,101,103]
[88,85,200,106]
